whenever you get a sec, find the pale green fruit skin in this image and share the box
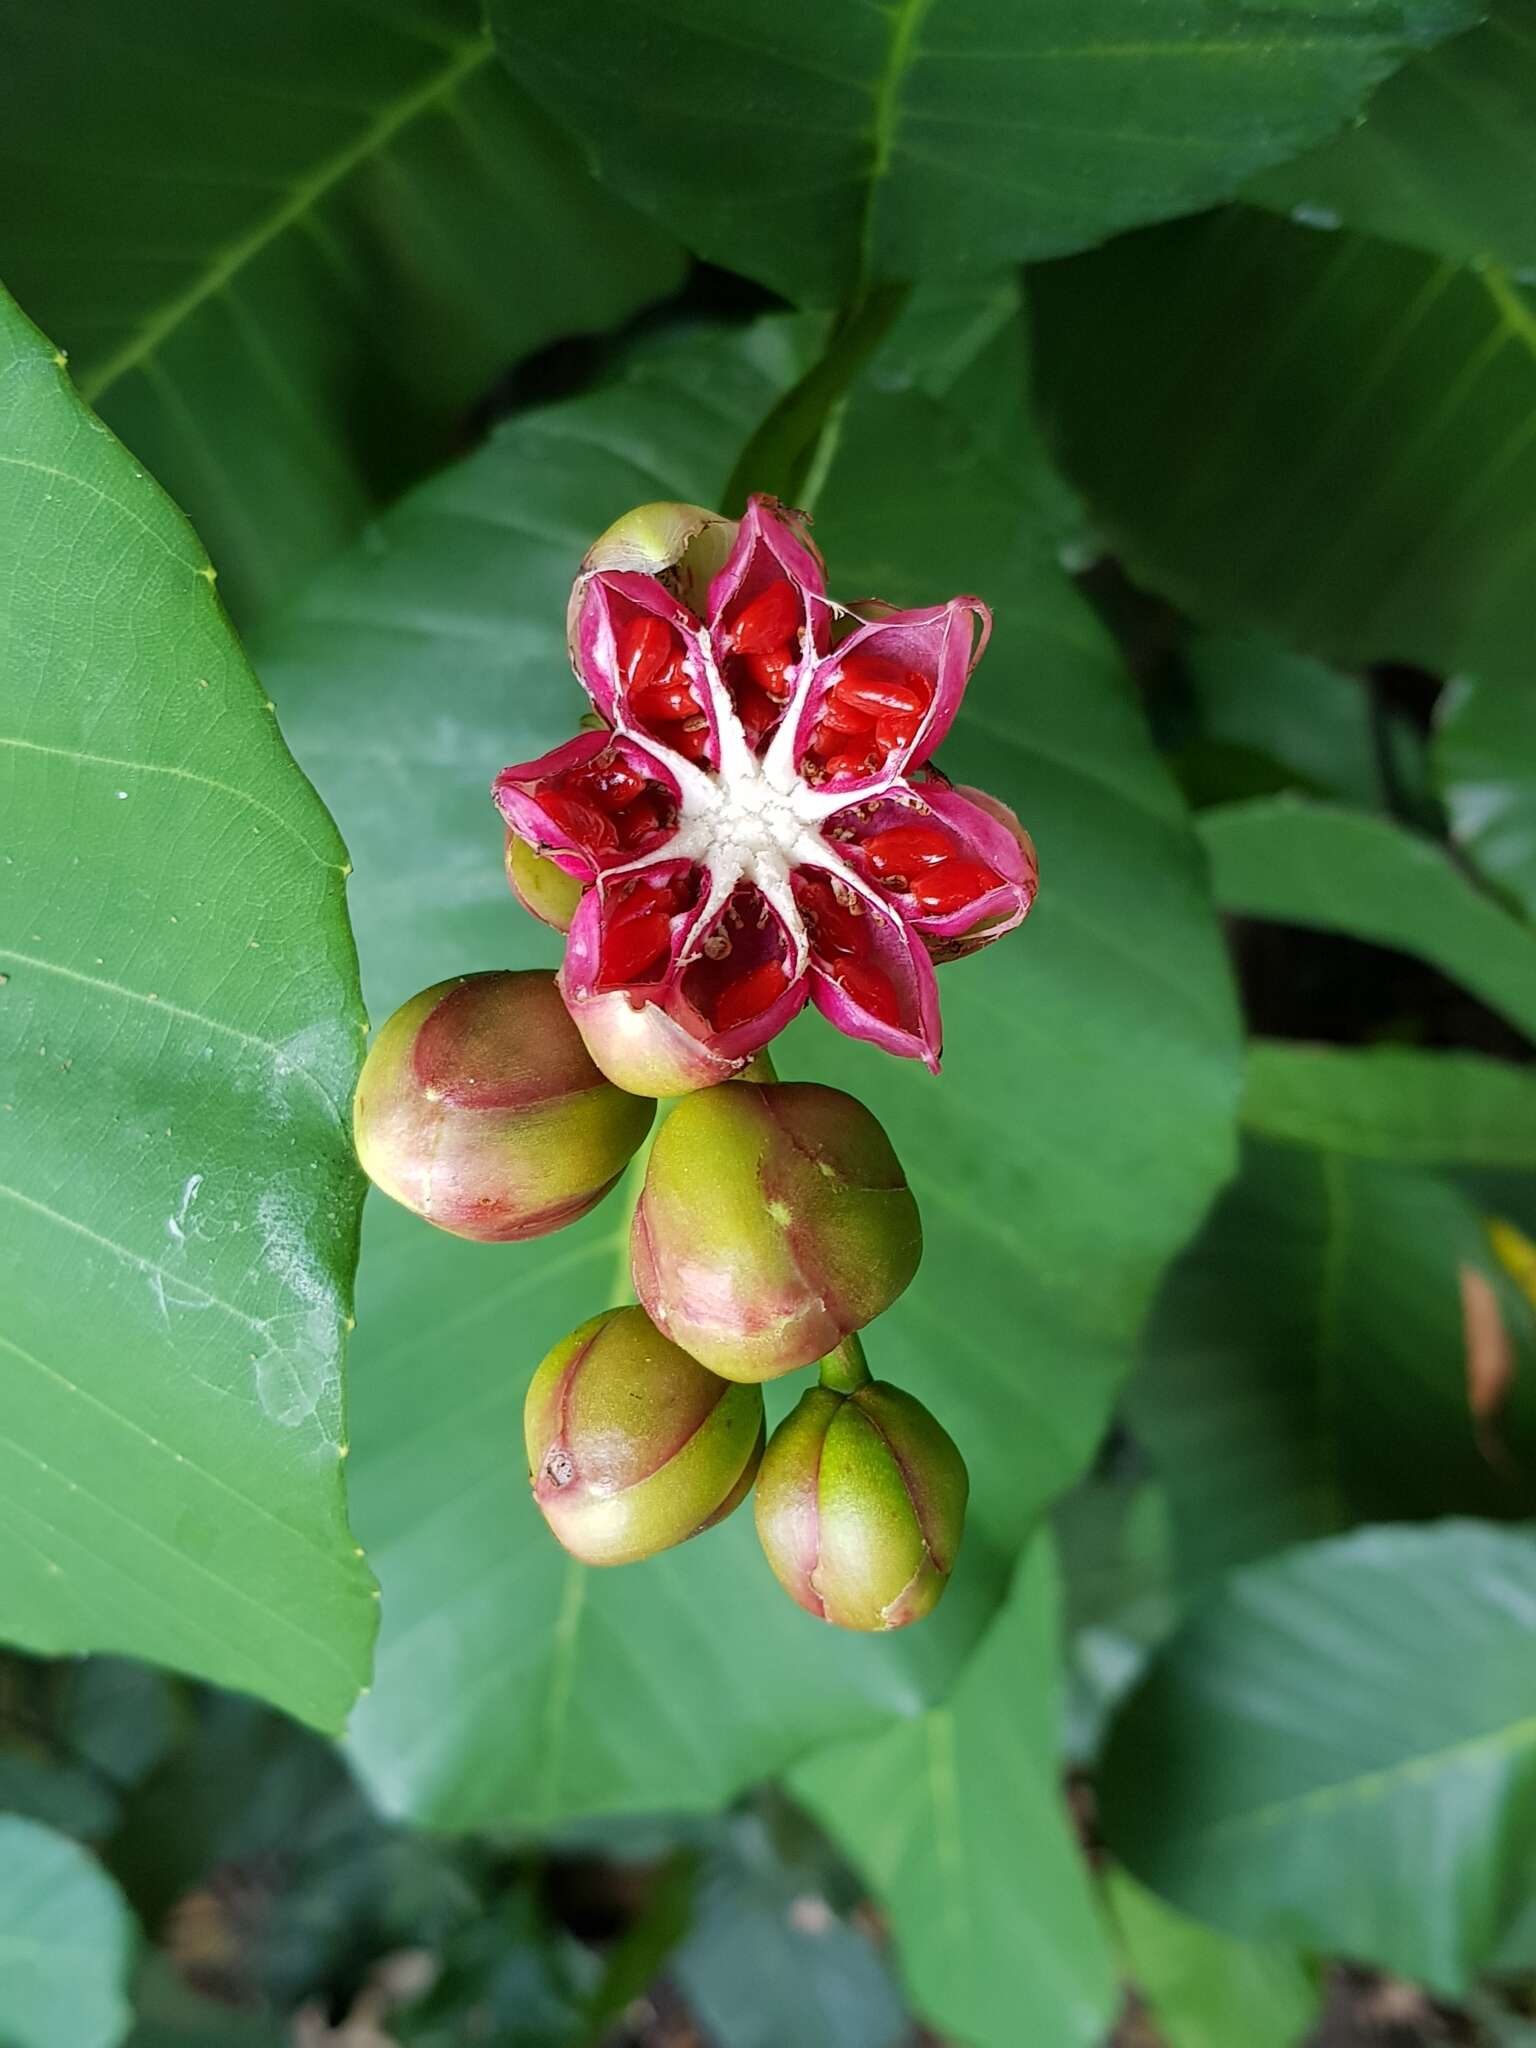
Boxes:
[504,829,584,933]
[754,1382,968,1631]
[562,983,742,1098]
[630,1082,921,1380]
[353,971,654,1242]
[526,1306,765,1566]
[570,499,736,639]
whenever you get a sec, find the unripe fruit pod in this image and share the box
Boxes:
[560,983,746,1098]
[755,1381,967,1630]
[630,1081,921,1381]
[505,828,584,933]
[353,970,654,1242]
[526,1306,765,1565]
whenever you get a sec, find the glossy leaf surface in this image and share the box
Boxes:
[0,287,375,1730]
[0,0,685,619]
[1102,1521,1536,1991]
[490,0,1475,303]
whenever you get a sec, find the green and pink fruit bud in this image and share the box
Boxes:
[629,1080,921,1381]
[754,1365,967,1631]
[525,1306,765,1565]
[353,970,654,1242]
[505,828,585,932]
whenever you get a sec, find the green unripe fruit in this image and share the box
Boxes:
[754,1379,967,1631]
[525,1306,765,1565]
[504,828,584,933]
[353,970,654,1242]
[630,1081,921,1381]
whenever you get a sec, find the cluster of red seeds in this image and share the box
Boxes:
[793,873,903,1029]
[805,654,931,780]
[534,750,676,858]
[620,614,712,760]
[597,868,698,986]
[860,820,1002,917]
[716,579,802,747]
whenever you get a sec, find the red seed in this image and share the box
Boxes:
[829,958,903,1030]
[619,613,684,694]
[725,579,800,655]
[909,857,1001,915]
[610,793,670,847]
[536,785,617,851]
[798,877,865,956]
[600,908,672,983]
[874,710,920,752]
[733,682,780,746]
[818,694,875,737]
[832,655,930,720]
[631,680,701,724]
[668,719,714,763]
[572,754,647,811]
[711,958,789,1030]
[864,822,955,879]
[824,748,875,779]
[747,647,796,702]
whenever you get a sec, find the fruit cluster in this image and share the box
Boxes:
[352,498,1035,1631]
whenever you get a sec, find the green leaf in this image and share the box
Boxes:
[0,0,685,622]
[1242,1042,1536,1168]
[1179,631,1417,814]
[254,293,1238,1827]
[1133,1140,1536,1587]
[1435,679,1536,921]
[0,286,374,1730]
[791,1538,1117,2048]
[1031,208,1536,686]
[1100,1520,1536,1991]
[0,1814,137,2048]
[1201,796,1536,1041]
[489,0,1475,305]
[1249,3,1536,272]
[1106,1866,1320,2048]
[1054,1475,1177,1764]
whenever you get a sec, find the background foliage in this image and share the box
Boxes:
[3,2,1536,2041]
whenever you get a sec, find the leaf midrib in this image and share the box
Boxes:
[79,33,493,401]
[1170,1701,1536,1852]
[856,0,935,282]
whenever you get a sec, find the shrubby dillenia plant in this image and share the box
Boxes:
[355,495,1032,1626]
[13,0,1536,2040]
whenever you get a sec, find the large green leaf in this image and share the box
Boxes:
[1249,2,1536,272]
[1175,629,1429,820]
[1201,797,1536,1041]
[1242,1042,1536,1168]
[1105,1867,1320,2048]
[1133,1139,1536,1585]
[0,1814,137,2048]
[791,1538,1117,2048]
[1435,680,1536,922]
[0,287,375,1730]
[0,0,685,623]
[1054,1474,1177,1764]
[255,294,1238,1826]
[1100,1520,1536,1991]
[1032,208,1536,684]
[489,0,1474,306]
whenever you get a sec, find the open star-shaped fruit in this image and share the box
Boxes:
[494,495,1037,1095]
